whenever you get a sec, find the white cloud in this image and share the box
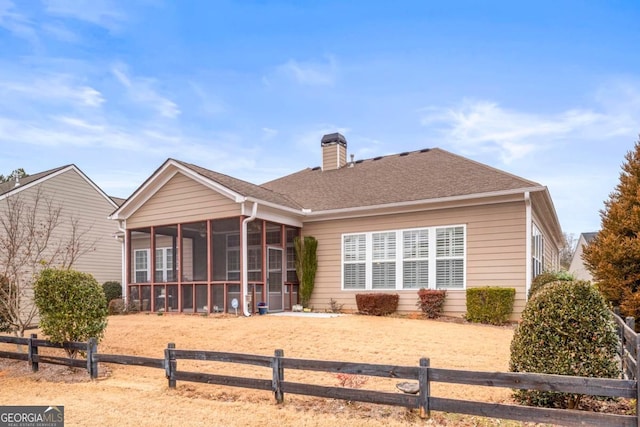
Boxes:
[43,0,126,32]
[111,63,180,119]
[261,127,278,139]
[0,74,104,107]
[275,56,338,86]
[0,0,39,45]
[420,87,640,164]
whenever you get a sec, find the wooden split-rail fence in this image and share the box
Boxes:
[1,329,639,427]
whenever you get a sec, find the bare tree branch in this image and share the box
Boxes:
[0,188,94,336]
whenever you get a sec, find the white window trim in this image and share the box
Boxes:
[134,249,150,283]
[134,247,174,283]
[341,224,466,291]
[532,223,544,279]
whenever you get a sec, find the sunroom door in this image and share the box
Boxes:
[267,247,284,312]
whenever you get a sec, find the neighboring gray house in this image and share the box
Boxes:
[0,165,123,322]
[569,232,597,282]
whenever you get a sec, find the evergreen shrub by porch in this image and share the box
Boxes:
[465,287,515,325]
[416,289,447,318]
[102,281,122,302]
[528,270,574,298]
[355,293,399,316]
[34,268,108,358]
[509,280,619,409]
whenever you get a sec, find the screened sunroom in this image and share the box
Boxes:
[127,218,300,314]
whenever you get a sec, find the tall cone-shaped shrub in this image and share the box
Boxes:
[583,137,640,318]
[294,236,318,308]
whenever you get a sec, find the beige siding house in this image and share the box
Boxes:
[0,165,123,322]
[569,232,597,282]
[110,133,563,318]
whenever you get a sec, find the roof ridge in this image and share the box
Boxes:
[429,147,542,187]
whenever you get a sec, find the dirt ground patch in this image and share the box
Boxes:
[0,313,573,426]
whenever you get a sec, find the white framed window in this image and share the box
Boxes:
[135,247,174,283]
[226,233,262,281]
[436,227,465,289]
[134,249,149,283]
[155,247,174,282]
[532,223,544,278]
[372,232,396,289]
[403,229,429,289]
[343,234,366,289]
[342,225,466,291]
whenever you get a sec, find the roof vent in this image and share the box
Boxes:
[399,152,409,157]
[373,156,383,161]
[13,171,20,188]
[355,159,364,164]
[312,166,321,171]
[420,148,431,153]
[348,154,355,168]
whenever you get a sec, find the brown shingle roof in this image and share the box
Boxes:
[174,160,302,210]
[262,148,541,211]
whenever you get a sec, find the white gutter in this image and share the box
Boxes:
[116,219,127,303]
[524,192,532,299]
[241,202,258,317]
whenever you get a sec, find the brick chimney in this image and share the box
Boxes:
[321,133,347,171]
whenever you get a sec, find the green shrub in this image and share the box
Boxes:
[294,236,318,308]
[465,287,515,325]
[102,281,122,303]
[355,293,399,316]
[528,270,574,299]
[510,280,619,409]
[34,268,108,358]
[417,289,447,318]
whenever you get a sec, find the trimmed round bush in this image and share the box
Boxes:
[528,270,574,299]
[102,281,122,302]
[510,280,619,409]
[34,268,108,358]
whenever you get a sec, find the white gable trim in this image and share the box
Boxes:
[110,160,245,220]
[0,165,118,209]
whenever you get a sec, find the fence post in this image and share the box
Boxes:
[28,333,38,373]
[165,343,176,388]
[273,349,284,404]
[636,339,640,427]
[418,357,430,419]
[87,338,98,379]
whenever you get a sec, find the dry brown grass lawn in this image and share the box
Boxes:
[0,313,544,426]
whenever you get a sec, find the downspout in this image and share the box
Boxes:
[117,220,127,304]
[524,192,532,299]
[241,202,258,317]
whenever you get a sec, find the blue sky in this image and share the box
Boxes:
[1,1,639,237]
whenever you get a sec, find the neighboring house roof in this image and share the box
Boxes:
[110,196,127,207]
[581,232,597,243]
[263,147,543,212]
[0,165,69,196]
[0,164,119,209]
